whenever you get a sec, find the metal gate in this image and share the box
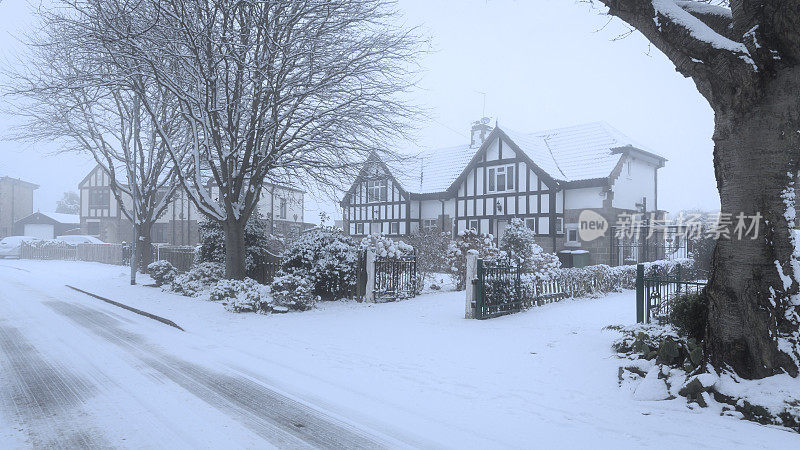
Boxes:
[473,259,522,319]
[635,263,707,323]
[609,225,689,266]
[374,255,418,301]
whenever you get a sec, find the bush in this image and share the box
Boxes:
[209,278,272,313]
[167,262,225,297]
[198,209,278,272]
[280,227,358,300]
[669,293,708,342]
[499,218,561,279]
[359,234,413,259]
[447,229,504,290]
[147,260,178,286]
[407,230,451,288]
[271,272,317,311]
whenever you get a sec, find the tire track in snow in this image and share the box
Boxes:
[42,299,388,449]
[0,320,106,448]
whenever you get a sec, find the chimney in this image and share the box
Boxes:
[470,117,493,148]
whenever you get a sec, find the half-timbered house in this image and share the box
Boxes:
[340,120,666,265]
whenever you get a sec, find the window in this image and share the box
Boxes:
[87,221,100,236]
[487,165,514,192]
[565,223,579,245]
[88,188,110,208]
[356,223,364,234]
[423,219,437,232]
[366,179,387,203]
[390,222,399,234]
[468,219,479,231]
[278,199,287,219]
[555,217,564,234]
[525,218,536,232]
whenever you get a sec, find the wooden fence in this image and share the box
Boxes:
[152,246,196,272]
[20,242,125,265]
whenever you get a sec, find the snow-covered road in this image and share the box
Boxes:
[0,264,404,448]
[1,260,798,449]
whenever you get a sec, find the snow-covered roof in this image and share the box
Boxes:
[387,121,661,195]
[522,121,652,182]
[393,144,476,195]
[40,212,80,224]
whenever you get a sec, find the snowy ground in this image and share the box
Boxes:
[0,260,798,449]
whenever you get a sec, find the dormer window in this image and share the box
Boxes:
[488,165,514,192]
[366,179,387,202]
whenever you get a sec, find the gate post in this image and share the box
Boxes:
[365,249,376,303]
[636,263,645,323]
[465,253,478,319]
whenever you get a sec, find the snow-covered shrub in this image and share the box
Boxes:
[167,262,225,297]
[270,272,317,311]
[198,209,277,272]
[208,278,272,313]
[669,293,708,342]
[408,230,451,288]
[147,260,178,286]
[447,229,504,290]
[499,218,561,278]
[280,227,358,300]
[359,234,413,259]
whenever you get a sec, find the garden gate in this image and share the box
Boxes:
[373,255,418,301]
[473,259,522,319]
[635,263,707,323]
[609,225,689,266]
[468,257,572,320]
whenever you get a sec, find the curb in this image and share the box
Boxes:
[66,285,185,331]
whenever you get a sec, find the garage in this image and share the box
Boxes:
[13,212,79,239]
[23,223,55,239]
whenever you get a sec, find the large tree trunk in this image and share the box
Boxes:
[222,219,248,280]
[136,222,153,273]
[706,66,800,378]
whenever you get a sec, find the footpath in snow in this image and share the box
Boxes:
[1,260,798,449]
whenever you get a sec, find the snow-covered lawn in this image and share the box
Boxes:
[3,259,798,448]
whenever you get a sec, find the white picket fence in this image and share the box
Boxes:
[20,242,125,265]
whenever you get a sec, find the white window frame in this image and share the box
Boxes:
[555,217,564,234]
[356,223,364,234]
[278,198,287,219]
[390,222,400,234]
[487,165,515,193]
[525,218,536,233]
[422,219,437,232]
[366,179,388,203]
[468,219,479,231]
[565,223,580,246]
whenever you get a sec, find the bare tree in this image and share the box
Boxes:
[591,0,800,378]
[5,8,183,272]
[72,0,423,279]
[55,191,80,215]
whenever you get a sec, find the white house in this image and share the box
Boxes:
[79,165,311,244]
[340,120,666,265]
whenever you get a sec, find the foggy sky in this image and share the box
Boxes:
[0,0,718,223]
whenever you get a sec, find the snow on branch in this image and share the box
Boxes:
[674,1,732,19]
[652,0,749,58]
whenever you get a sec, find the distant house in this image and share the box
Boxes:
[78,165,312,244]
[78,165,200,245]
[340,121,666,265]
[13,211,80,239]
[0,176,38,239]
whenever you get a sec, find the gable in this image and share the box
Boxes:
[449,130,558,196]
